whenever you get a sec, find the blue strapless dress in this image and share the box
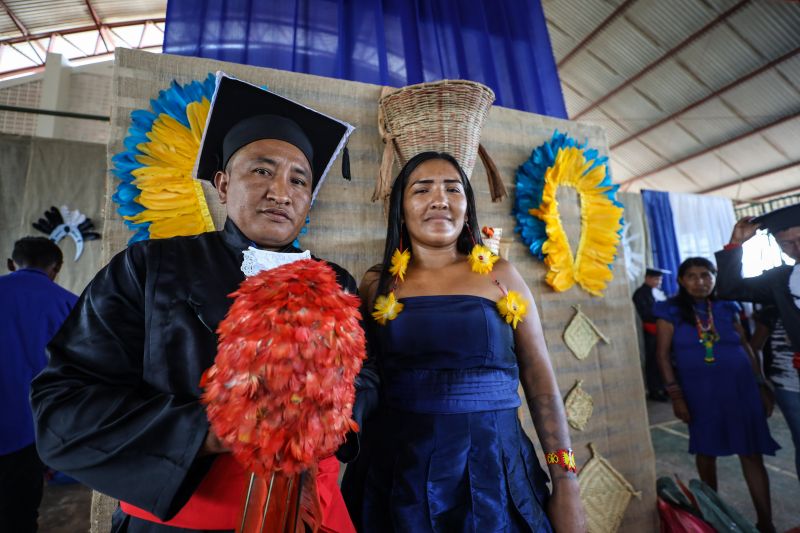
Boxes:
[357,295,552,532]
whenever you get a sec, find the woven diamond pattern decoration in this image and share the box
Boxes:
[564,380,593,431]
[579,443,641,533]
[563,305,610,360]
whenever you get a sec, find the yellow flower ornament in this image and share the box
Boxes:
[372,291,404,325]
[497,290,528,329]
[468,244,499,275]
[389,248,411,281]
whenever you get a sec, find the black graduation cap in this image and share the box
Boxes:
[194,72,355,202]
[752,203,800,234]
[645,267,671,277]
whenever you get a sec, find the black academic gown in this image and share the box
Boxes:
[632,284,665,396]
[715,247,800,352]
[31,218,378,533]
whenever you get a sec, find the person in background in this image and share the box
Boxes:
[632,267,670,401]
[751,305,799,483]
[715,203,799,387]
[654,257,778,533]
[0,237,77,533]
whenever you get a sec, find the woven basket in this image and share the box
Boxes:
[564,305,610,361]
[565,379,594,431]
[374,80,507,203]
[579,443,642,533]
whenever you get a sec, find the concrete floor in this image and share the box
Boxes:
[38,480,91,533]
[36,400,800,532]
[649,397,800,532]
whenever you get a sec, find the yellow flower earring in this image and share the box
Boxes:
[389,247,411,281]
[468,244,499,274]
[466,219,499,275]
[373,227,409,324]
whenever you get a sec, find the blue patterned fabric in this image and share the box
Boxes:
[361,295,552,532]
[654,299,779,457]
[163,0,566,117]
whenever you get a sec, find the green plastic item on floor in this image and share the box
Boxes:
[656,476,700,516]
[688,479,758,533]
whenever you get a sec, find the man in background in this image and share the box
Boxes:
[633,267,670,401]
[0,236,77,532]
[716,204,800,368]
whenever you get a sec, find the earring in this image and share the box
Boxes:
[292,215,311,248]
[373,224,409,325]
[465,221,498,275]
[389,225,411,281]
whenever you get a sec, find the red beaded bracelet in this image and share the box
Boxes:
[545,448,577,473]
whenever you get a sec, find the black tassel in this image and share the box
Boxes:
[342,146,351,181]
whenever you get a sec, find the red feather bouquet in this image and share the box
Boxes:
[201,259,366,476]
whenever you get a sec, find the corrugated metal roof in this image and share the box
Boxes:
[0,0,796,204]
[0,0,165,77]
[545,0,800,204]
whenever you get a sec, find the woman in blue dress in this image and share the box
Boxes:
[654,257,778,533]
[342,152,585,532]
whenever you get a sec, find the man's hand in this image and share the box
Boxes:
[200,430,230,457]
[729,217,759,246]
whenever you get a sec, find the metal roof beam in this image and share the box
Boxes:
[619,110,800,188]
[84,0,109,52]
[697,161,800,194]
[0,0,29,37]
[557,0,638,68]
[739,184,800,203]
[611,46,800,150]
[573,0,751,120]
[0,18,165,47]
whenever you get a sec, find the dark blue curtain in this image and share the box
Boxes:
[642,190,681,297]
[163,0,566,117]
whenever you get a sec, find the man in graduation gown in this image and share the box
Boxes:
[31,74,377,533]
[632,267,670,401]
[715,203,800,371]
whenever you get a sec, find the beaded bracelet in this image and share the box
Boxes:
[545,448,577,473]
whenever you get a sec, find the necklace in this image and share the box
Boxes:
[694,300,720,364]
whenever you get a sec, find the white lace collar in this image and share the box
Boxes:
[240,246,311,277]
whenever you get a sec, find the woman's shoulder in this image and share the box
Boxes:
[491,257,521,283]
[653,298,680,321]
[713,298,741,314]
[359,265,383,300]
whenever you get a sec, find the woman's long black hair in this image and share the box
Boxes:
[674,256,717,324]
[375,151,483,299]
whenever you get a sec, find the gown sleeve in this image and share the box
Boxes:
[714,246,775,303]
[30,242,213,521]
[331,267,380,463]
[632,286,655,322]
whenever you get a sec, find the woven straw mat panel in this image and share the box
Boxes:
[106,48,655,531]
